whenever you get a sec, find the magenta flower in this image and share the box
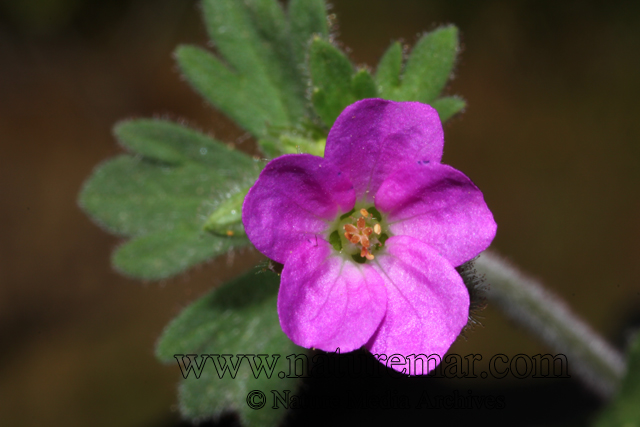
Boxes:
[242,99,496,372]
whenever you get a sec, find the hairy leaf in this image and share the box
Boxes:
[175,45,288,137]
[375,26,464,121]
[203,189,248,237]
[431,96,466,122]
[351,68,378,100]
[156,269,301,425]
[375,41,403,97]
[79,119,259,279]
[289,0,329,67]
[177,0,331,138]
[115,119,255,175]
[113,226,246,280]
[309,37,356,127]
[397,25,459,103]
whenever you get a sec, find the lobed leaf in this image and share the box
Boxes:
[203,189,248,237]
[175,45,288,137]
[397,25,459,103]
[309,26,462,127]
[258,128,326,158]
[431,96,466,122]
[204,0,305,121]
[80,155,213,237]
[177,0,332,138]
[115,119,256,175]
[79,119,260,279]
[113,226,246,280]
[309,37,356,127]
[375,41,403,97]
[374,26,464,121]
[351,68,378,100]
[288,0,329,68]
[156,269,301,425]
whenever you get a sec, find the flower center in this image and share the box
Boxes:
[343,208,383,260]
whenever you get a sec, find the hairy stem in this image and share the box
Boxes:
[475,251,625,399]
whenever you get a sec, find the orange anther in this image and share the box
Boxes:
[340,207,383,261]
[344,224,357,234]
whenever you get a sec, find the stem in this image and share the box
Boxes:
[475,251,626,399]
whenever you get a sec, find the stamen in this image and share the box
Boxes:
[344,224,357,234]
[360,247,375,260]
[340,207,384,262]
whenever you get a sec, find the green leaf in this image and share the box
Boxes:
[113,226,246,280]
[175,45,288,137]
[308,26,462,128]
[80,156,212,236]
[374,26,464,121]
[205,0,306,120]
[115,119,256,175]
[288,0,329,68]
[80,154,257,237]
[203,189,248,237]
[79,120,260,279]
[156,269,302,425]
[177,0,332,138]
[375,41,403,97]
[594,334,640,426]
[397,25,459,103]
[431,96,466,122]
[351,68,378,100]
[258,125,327,158]
[309,37,356,126]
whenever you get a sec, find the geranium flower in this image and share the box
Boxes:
[242,99,496,373]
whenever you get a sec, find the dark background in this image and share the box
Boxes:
[1,0,639,425]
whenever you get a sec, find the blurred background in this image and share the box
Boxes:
[1,0,639,425]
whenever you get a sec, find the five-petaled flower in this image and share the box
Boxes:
[242,99,496,373]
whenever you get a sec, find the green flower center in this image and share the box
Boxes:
[328,206,389,263]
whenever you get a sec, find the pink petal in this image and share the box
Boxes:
[278,239,387,352]
[324,99,444,204]
[242,154,355,263]
[376,163,497,267]
[366,235,469,373]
